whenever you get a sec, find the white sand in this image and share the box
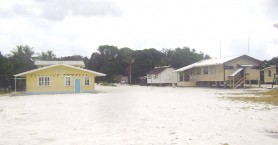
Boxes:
[0,85,277,145]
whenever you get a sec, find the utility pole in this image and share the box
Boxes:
[219,40,222,58]
[129,58,135,85]
[247,36,250,55]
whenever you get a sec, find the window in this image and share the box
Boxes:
[38,76,50,86]
[268,70,271,77]
[179,72,184,81]
[225,66,234,69]
[147,74,151,79]
[85,76,90,86]
[203,67,208,75]
[210,66,216,75]
[197,68,201,75]
[65,76,71,86]
[252,66,260,70]
[39,77,44,86]
[190,69,194,75]
[153,74,158,79]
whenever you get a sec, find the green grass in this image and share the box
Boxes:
[228,90,278,106]
[0,88,11,96]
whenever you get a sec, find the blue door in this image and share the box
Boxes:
[74,79,81,93]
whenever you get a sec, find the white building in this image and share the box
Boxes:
[146,66,177,85]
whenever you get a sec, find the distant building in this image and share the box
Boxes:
[175,55,261,88]
[138,76,147,86]
[146,66,177,85]
[113,75,129,84]
[14,61,105,94]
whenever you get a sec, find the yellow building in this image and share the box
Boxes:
[175,55,261,88]
[14,62,106,94]
[261,65,278,84]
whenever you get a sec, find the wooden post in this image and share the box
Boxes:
[233,77,235,89]
[244,73,246,88]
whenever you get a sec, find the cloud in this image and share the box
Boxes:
[11,0,121,21]
[262,0,278,21]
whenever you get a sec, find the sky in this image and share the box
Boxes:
[0,0,278,60]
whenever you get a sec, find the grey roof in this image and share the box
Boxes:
[146,66,172,75]
[228,68,243,77]
[261,65,278,71]
[175,55,260,72]
[34,61,85,66]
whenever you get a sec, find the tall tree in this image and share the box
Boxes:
[37,50,57,60]
[119,47,135,83]
[10,45,35,74]
[89,45,121,82]
[60,55,83,61]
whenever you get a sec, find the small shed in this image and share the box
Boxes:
[113,75,129,84]
[146,66,177,86]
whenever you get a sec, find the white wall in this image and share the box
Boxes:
[147,68,177,84]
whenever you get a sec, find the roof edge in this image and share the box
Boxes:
[14,64,106,77]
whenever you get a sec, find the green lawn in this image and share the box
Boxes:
[228,89,278,106]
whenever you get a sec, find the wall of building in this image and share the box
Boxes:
[224,56,260,81]
[177,56,260,86]
[26,65,95,94]
[147,68,177,84]
[194,65,224,82]
[178,64,225,82]
[264,67,277,83]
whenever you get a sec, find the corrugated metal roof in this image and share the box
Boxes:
[175,55,240,72]
[14,64,106,77]
[34,61,85,66]
[228,68,243,77]
[261,65,278,71]
[147,67,167,75]
[146,66,171,75]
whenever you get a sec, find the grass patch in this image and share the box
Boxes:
[0,92,11,96]
[0,88,11,92]
[228,90,278,106]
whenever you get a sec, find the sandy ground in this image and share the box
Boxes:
[0,85,278,145]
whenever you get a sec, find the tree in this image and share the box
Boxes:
[37,50,57,60]
[10,45,35,74]
[89,45,121,82]
[60,55,83,61]
[89,45,211,83]
[89,52,103,71]
[119,47,135,84]
[164,47,210,68]
[0,52,5,75]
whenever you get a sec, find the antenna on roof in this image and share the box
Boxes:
[219,40,221,58]
[247,36,250,55]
